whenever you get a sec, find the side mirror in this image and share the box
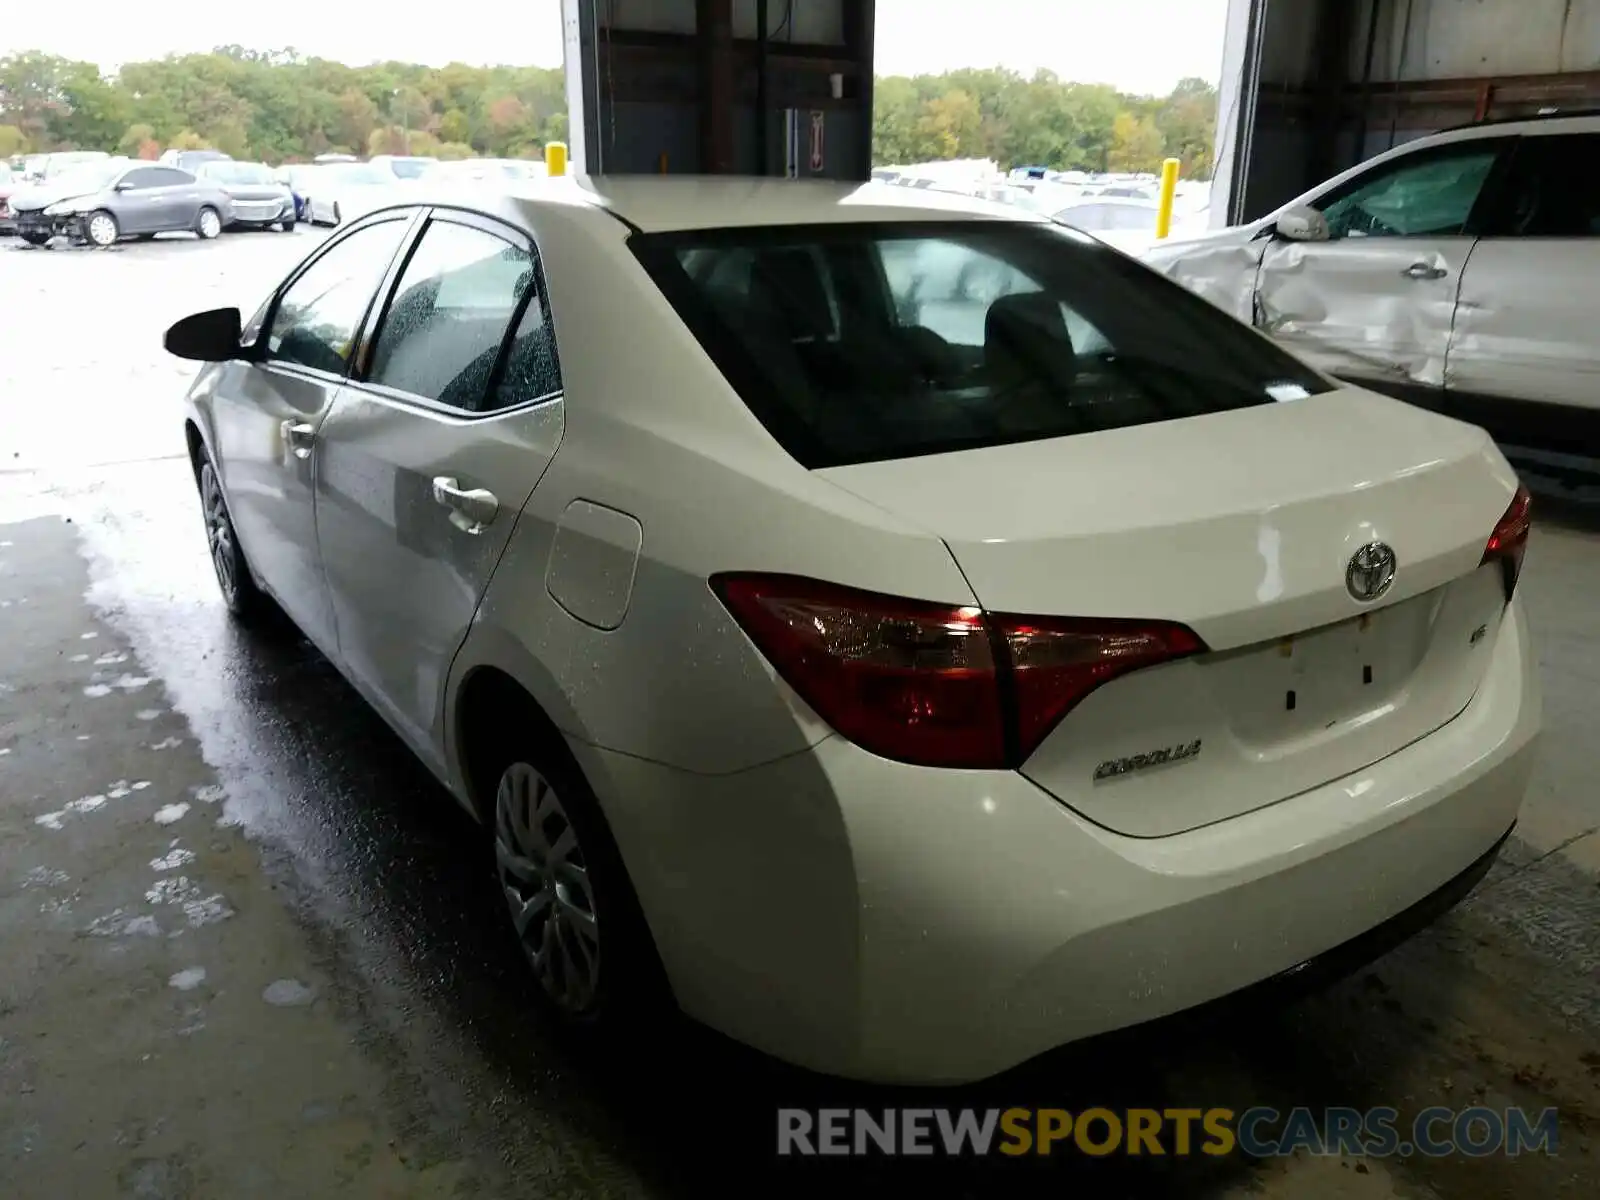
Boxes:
[114,180,137,192]
[165,307,243,362]
[1275,205,1330,242]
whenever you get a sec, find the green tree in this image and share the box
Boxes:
[1108,111,1165,173]
[0,123,26,156]
[918,89,982,159]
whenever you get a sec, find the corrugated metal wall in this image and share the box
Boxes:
[1220,0,1600,223]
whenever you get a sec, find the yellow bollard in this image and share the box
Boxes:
[1155,157,1181,239]
[545,141,568,177]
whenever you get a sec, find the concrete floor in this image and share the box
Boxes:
[2,232,1599,1198]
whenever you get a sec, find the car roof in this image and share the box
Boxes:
[558,175,1049,233]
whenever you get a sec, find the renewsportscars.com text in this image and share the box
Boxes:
[777,1106,1559,1159]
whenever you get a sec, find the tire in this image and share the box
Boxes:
[195,206,222,240]
[278,217,296,233]
[488,731,668,1030]
[196,454,266,620]
[84,210,120,247]
[20,231,48,247]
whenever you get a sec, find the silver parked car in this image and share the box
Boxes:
[10,159,232,247]
[195,160,298,232]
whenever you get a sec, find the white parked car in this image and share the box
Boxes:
[1142,112,1600,463]
[300,161,403,226]
[163,178,1539,1085]
[369,154,439,182]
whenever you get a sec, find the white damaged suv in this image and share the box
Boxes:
[1141,112,1600,469]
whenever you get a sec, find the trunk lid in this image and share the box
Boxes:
[818,388,1519,837]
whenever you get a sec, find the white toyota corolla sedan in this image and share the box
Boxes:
[164,176,1541,1085]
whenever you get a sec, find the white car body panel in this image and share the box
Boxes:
[315,391,565,773]
[180,178,1541,1084]
[1450,236,1600,410]
[1254,235,1474,387]
[576,596,1536,1083]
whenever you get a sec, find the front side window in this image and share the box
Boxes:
[1480,134,1600,238]
[120,168,163,189]
[633,222,1332,468]
[266,218,410,375]
[364,219,539,411]
[1317,146,1502,239]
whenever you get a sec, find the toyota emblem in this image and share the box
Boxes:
[1346,542,1397,603]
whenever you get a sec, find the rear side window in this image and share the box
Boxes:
[365,218,539,412]
[633,222,1332,468]
[1481,134,1600,238]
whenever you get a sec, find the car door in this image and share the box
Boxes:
[111,166,166,233]
[1253,137,1515,389]
[209,212,416,654]
[1445,131,1600,456]
[313,209,564,768]
[147,166,200,229]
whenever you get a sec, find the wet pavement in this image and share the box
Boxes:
[2,230,1600,1198]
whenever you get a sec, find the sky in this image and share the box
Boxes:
[0,0,1228,96]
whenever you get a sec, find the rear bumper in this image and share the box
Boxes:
[576,598,1540,1084]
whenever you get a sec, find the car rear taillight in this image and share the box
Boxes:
[1480,485,1532,601]
[993,615,1206,761]
[712,574,1204,770]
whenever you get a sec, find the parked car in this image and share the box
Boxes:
[29,150,110,182]
[160,149,232,174]
[195,160,297,231]
[1141,110,1600,464]
[274,166,315,223]
[300,161,401,225]
[11,159,231,246]
[369,154,439,181]
[417,158,548,185]
[163,179,1537,1085]
[1050,197,1210,255]
[0,164,16,234]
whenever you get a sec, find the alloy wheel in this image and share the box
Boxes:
[86,213,117,247]
[199,463,238,604]
[198,209,221,239]
[494,761,601,1013]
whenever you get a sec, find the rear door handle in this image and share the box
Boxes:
[431,476,499,533]
[1402,262,1448,281]
[281,420,316,458]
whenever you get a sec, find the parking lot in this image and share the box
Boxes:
[2,227,1600,1198]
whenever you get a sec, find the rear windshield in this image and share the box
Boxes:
[632,222,1332,469]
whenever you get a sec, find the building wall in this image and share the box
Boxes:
[1223,0,1600,223]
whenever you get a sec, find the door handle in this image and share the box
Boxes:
[1402,262,1448,281]
[431,476,500,533]
[280,420,316,459]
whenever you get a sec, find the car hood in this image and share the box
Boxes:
[8,183,103,212]
[216,184,290,201]
[1136,221,1271,324]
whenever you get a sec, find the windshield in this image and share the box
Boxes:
[324,163,391,186]
[388,158,434,179]
[46,153,110,178]
[633,222,1332,469]
[202,161,276,185]
[48,161,124,193]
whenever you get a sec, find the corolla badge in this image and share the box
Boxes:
[1346,541,1397,603]
[1094,739,1202,782]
